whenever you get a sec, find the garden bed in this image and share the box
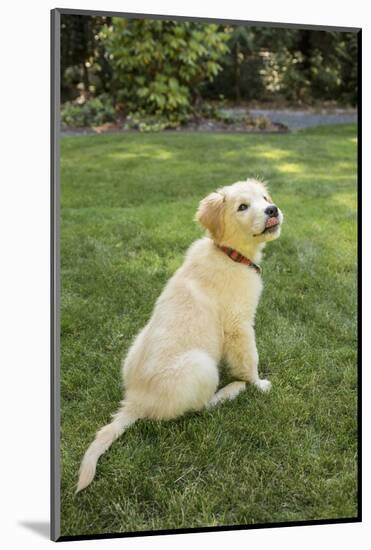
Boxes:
[61,115,289,136]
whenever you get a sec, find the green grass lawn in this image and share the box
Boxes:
[60,124,358,537]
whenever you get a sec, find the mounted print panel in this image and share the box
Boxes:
[51,8,361,542]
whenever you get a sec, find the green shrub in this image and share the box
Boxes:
[61,94,116,127]
[259,49,309,102]
[124,111,181,132]
[99,18,230,126]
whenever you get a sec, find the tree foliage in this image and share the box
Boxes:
[99,18,230,124]
[205,27,358,104]
[60,15,358,129]
[61,14,112,102]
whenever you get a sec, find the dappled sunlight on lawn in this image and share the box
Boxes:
[60,125,358,534]
[108,147,174,161]
[294,174,355,182]
[248,146,292,161]
[60,127,357,211]
[333,161,355,171]
[277,162,304,174]
[332,192,357,211]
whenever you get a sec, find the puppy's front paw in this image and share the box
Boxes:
[254,379,272,393]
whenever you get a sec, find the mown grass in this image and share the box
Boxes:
[60,125,358,537]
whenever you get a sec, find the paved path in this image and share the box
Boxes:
[222,108,357,130]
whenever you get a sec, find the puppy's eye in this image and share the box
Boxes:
[238,203,249,211]
[263,196,268,202]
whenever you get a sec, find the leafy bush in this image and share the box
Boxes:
[309,32,358,103]
[61,94,116,127]
[99,18,230,126]
[259,49,309,102]
[124,111,181,132]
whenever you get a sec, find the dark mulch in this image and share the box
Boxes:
[61,118,289,137]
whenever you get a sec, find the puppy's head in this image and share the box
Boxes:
[196,179,283,247]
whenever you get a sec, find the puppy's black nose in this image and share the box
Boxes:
[265,205,278,218]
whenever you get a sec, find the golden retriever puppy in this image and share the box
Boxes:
[77,178,283,492]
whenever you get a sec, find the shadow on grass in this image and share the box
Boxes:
[61,125,357,209]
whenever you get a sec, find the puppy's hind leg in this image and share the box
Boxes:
[158,349,220,418]
[207,381,246,409]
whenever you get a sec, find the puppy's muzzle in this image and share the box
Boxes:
[253,206,281,236]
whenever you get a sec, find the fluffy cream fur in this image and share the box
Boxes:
[77,178,283,492]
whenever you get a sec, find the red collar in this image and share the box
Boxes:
[217,245,262,274]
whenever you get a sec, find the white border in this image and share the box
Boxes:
[1,1,369,548]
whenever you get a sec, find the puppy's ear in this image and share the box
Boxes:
[195,192,225,241]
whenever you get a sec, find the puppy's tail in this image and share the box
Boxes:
[76,401,138,493]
